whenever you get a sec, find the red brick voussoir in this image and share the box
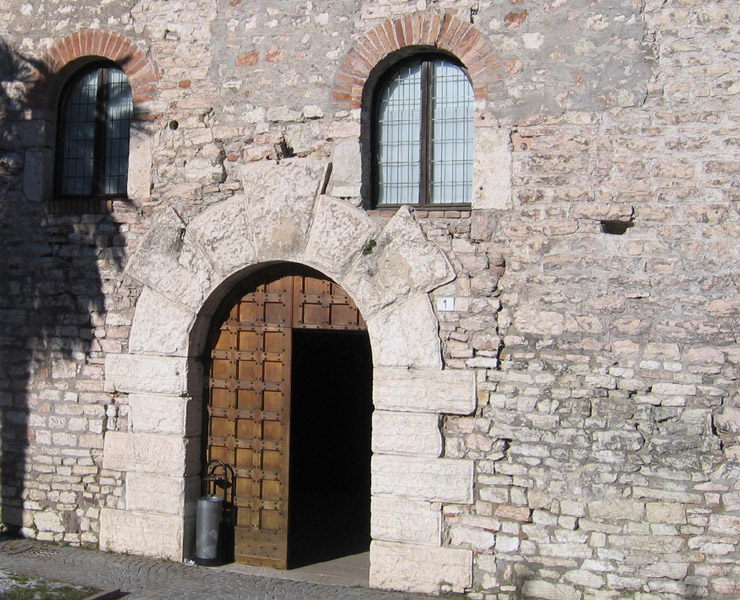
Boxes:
[331,11,502,109]
[28,29,158,111]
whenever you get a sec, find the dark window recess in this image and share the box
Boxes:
[54,64,132,209]
[600,220,633,235]
[374,56,474,207]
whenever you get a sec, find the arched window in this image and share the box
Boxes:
[55,62,133,199]
[374,56,474,207]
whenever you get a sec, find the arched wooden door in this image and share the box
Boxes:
[204,265,368,569]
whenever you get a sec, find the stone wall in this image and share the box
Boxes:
[0,1,738,599]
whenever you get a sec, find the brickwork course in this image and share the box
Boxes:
[0,1,739,599]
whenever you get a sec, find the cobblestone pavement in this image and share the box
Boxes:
[0,538,435,600]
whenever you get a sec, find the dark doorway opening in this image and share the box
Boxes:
[288,329,373,568]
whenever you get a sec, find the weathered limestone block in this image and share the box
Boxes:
[369,540,472,594]
[187,195,257,278]
[127,128,152,200]
[343,206,455,315]
[23,148,51,202]
[449,525,496,550]
[564,569,606,589]
[33,510,64,534]
[126,206,216,311]
[521,579,581,600]
[303,195,380,283]
[373,366,476,414]
[99,508,183,561]
[126,473,188,516]
[105,354,189,395]
[473,125,511,210]
[327,138,361,197]
[514,307,565,336]
[240,157,327,262]
[372,411,442,457]
[589,498,645,521]
[128,394,199,436]
[371,496,441,545]
[645,502,686,524]
[609,535,685,553]
[371,455,474,503]
[102,431,199,477]
[129,288,196,357]
[366,294,442,369]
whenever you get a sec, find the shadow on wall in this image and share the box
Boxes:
[0,37,128,538]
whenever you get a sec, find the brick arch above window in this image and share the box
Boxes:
[332,11,502,110]
[33,30,157,108]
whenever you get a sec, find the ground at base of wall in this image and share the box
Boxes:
[0,569,99,600]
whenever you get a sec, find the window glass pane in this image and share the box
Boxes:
[103,68,133,195]
[58,66,132,198]
[430,61,474,204]
[59,70,98,196]
[377,63,421,205]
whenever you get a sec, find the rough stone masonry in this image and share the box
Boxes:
[0,1,738,599]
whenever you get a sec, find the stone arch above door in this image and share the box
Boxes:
[122,157,457,369]
[100,156,477,595]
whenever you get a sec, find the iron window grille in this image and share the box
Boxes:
[374,56,474,207]
[54,63,133,209]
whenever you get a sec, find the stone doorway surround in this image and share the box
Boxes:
[98,157,477,594]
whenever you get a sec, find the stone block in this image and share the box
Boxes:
[240,157,326,262]
[102,431,198,477]
[187,195,257,278]
[129,394,199,436]
[369,540,472,594]
[126,473,186,516]
[371,496,441,545]
[328,138,361,196]
[127,129,152,200]
[366,295,443,369]
[564,569,606,588]
[473,126,511,210]
[521,580,580,600]
[129,288,196,357]
[342,206,455,315]
[33,510,64,534]
[589,498,644,521]
[449,524,495,550]
[23,148,51,202]
[371,455,474,503]
[303,195,380,282]
[373,367,476,415]
[609,535,685,553]
[105,354,190,395]
[645,502,686,524]
[125,206,215,311]
[99,508,183,561]
[372,411,442,457]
